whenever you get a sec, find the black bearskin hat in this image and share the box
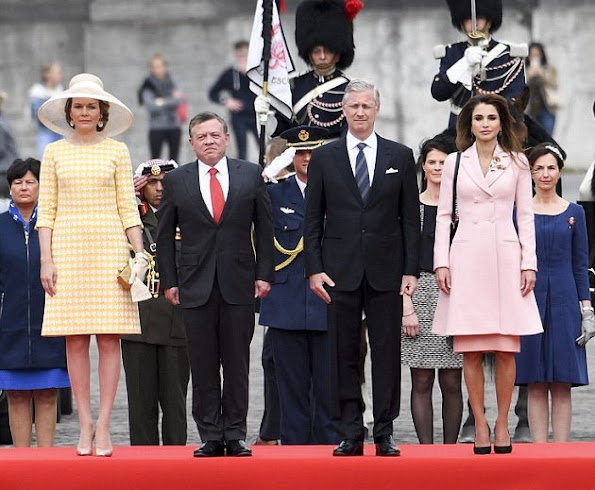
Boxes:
[295,0,360,70]
[446,0,502,32]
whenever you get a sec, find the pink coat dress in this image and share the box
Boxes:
[432,143,543,337]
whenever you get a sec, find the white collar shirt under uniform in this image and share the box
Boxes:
[295,175,307,199]
[198,157,229,217]
[346,130,378,184]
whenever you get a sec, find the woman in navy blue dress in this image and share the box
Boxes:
[515,143,593,442]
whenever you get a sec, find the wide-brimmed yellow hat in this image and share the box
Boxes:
[38,73,133,138]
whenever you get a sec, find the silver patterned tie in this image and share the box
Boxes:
[355,142,370,202]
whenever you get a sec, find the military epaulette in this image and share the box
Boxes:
[503,41,528,58]
[433,44,447,59]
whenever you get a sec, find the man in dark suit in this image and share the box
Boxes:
[259,126,338,446]
[304,80,420,457]
[157,112,274,457]
[122,158,190,446]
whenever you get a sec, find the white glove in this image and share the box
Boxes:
[262,147,296,183]
[464,46,487,67]
[254,95,271,115]
[577,306,595,346]
[128,252,149,285]
[130,277,152,302]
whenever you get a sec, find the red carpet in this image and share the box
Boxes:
[1,443,594,489]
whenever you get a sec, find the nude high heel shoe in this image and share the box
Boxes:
[76,428,95,456]
[95,432,113,457]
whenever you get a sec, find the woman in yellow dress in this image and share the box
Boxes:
[37,73,148,456]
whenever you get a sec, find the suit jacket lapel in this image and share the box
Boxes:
[183,161,215,223]
[368,136,390,205]
[461,144,493,196]
[218,158,240,225]
[484,145,511,188]
[335,138,364,205]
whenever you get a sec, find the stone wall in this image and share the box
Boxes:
[0,0,594,169]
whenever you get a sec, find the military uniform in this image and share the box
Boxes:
[121,199,190,446]
[274,70,349,140]
[432,38,526,128]
[259,126,338,445]
[270,0,361,141]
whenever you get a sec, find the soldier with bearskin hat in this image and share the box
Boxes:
[432,0,527,128]
[255,0,363,141]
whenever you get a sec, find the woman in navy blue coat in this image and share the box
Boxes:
[515,144,592,442]
[0,158,68,446]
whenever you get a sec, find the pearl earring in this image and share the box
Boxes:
[98,120,104,128]
[69,120,75,128]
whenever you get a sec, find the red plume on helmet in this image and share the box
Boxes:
[344,0,364,21]
[295,0,364,70]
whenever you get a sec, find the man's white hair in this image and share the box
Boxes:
[342,79,380,106]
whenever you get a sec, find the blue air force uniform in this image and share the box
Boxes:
[259,126,338,445]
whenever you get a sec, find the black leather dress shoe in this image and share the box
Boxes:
[333,439,364,456]
[226,439,252,457]
[374,435,400,456]
[193,440,226,457]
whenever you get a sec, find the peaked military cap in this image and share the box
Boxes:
[280,125,329,150]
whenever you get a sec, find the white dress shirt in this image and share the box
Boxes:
[346,131,378,184]
[295,175,307,198]
[198,157,230,217]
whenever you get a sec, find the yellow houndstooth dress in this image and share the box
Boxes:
[37,138,142,336]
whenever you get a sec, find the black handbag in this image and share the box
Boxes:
[450,152,461,244]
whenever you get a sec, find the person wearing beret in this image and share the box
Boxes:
[259,125,339,445]
[121,159,190,446]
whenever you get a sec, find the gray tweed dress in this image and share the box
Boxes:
[401,204,463,369]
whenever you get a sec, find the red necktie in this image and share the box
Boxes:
[209,167,225,224]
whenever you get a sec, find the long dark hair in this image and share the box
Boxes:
[456,94,522,154]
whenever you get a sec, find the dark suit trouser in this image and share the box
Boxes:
[328,276,402,441]
[183,282,255,442]
[258,328,281,440]
[269,328,339,445]
[121,340,190,445]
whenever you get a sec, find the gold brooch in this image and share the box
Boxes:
[150,165,162,175]
[298,130,310,141]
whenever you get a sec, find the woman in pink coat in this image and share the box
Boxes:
[433,94,542,455]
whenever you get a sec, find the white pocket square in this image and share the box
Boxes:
[385,167,399,174]
[280,207,295,214]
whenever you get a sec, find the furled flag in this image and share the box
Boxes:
[247,0,295,120]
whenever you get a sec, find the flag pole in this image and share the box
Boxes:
[258,0,273,167]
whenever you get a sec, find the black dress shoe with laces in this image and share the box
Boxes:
[226,439,252,457]
[333,439,364,456]
[374,435,400,457]
[193,440,226,457]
